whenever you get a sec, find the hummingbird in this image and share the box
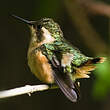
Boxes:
[12,15,105,102]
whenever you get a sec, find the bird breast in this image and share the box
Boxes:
[28,50,54,83]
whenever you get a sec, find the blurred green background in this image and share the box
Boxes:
[0,0,110,110]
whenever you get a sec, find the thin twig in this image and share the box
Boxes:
[0,84,58,99]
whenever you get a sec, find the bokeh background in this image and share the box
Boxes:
[0,0,110,110]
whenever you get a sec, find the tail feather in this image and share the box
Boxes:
[73,57,106,79]
[86,57,106,65]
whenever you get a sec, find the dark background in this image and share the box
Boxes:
[0,0,110,110]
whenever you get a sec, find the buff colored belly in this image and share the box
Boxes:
[28,50,54,84]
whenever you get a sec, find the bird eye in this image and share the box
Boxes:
[37,25,42,30]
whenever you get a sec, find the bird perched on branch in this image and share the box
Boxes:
[12,15,105,102]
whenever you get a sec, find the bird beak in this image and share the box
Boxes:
[11,15,35,25]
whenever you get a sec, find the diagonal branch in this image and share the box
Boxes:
[64,0,108,54]
[77,0,110,17]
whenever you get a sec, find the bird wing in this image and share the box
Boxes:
[48,56,79,102]
[40,43,79,102]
